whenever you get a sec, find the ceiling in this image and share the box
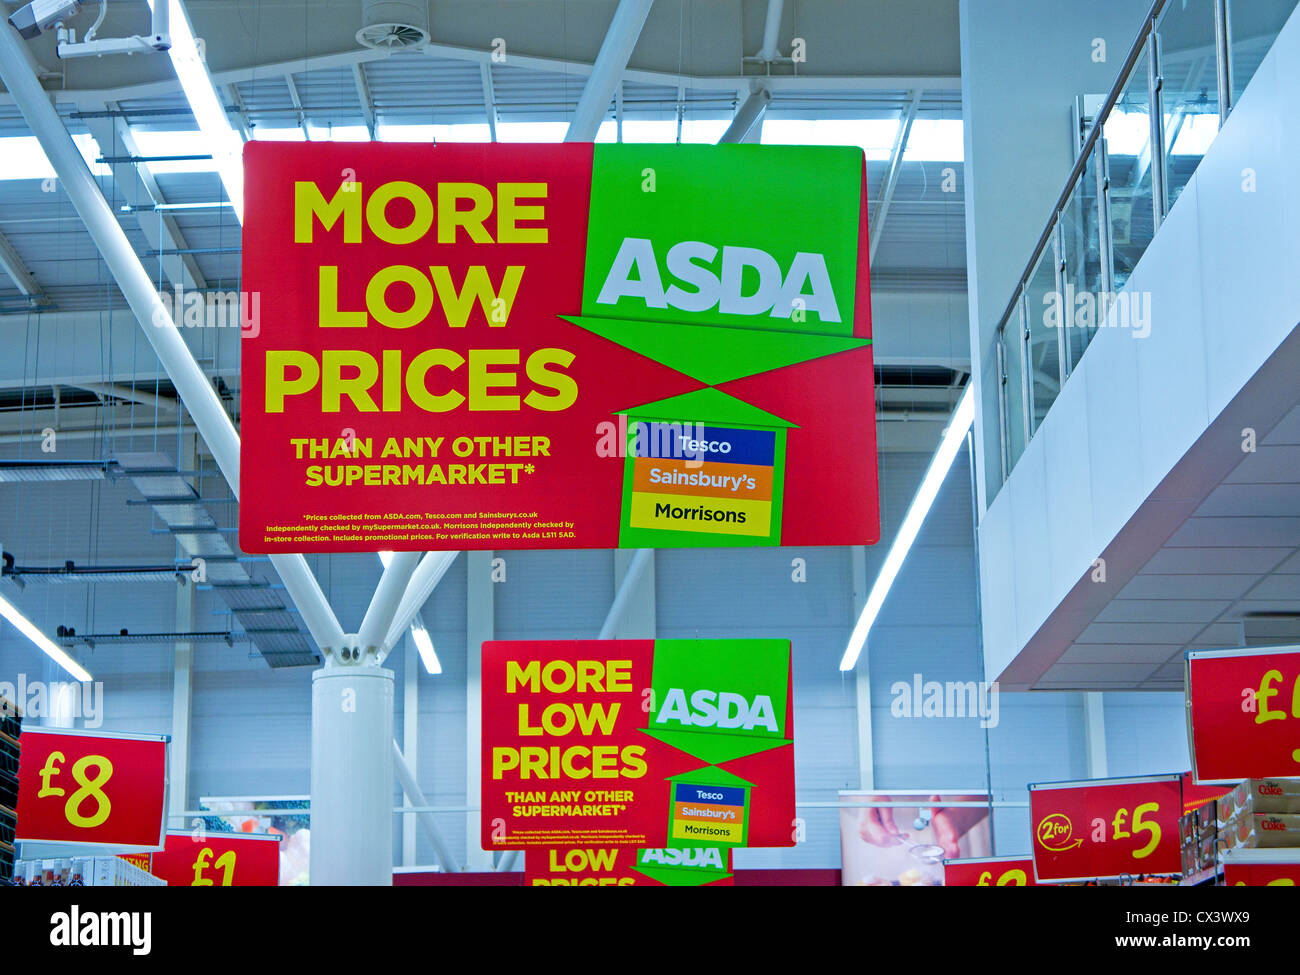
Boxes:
[0,0,969,449]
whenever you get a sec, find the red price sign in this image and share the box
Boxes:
[1187,646,1300,781]
[1223,860,1300,886]
[1030,775,1183,882]
[15,729,167,852]
[943,856,1039,886]
[148,831,281,887]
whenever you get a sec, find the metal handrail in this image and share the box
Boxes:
[991,0,1168,336]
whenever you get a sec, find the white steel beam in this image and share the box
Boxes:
[359,551,422,653]
[393,739,461,873]
[479,62,498,142]
[757,0,785,61]
[718,88,770,143]
[383,551,459,654]
[284,72,310,139]
[352,63,377,140]
[86,108,207,291]
[869,89,923,263]
[599,548,652,639]
[0,19,347,655]
[565,0,654,141]
[0,228,43,302]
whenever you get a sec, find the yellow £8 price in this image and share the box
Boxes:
[36,751,114,829]
[192,848,237,886]
[1111,801,1161,859]
[977,869,1028,886]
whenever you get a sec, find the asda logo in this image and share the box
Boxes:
[638,847,727,869]
[654,687,779,732]
[596,238,841,323]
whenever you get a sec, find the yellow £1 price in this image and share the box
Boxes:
[192,848,237,886]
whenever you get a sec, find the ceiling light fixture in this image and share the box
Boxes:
[840,385,974,670]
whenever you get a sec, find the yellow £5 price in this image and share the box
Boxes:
[1111,801,1161,859]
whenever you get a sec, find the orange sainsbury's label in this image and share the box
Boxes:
[631,456,774,501]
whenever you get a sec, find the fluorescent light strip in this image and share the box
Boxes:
[840,385,974,671]
[0,592,93,683]
[378,551,441,675]
[150,0,244,220]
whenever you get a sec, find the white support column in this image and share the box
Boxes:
[465,550,494,869]
[564,0,655,142]
[311,662,394,885]
[1083,692,1108,779]
[851,545,875,790]
[402,632,418,867]
[169,431,198,828]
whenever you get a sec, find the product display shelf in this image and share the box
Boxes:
[0,696,19,886]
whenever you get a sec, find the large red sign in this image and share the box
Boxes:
[148,830,281,886]
[481,639,795,850]
[943,856,1040,886]
[1187,646,1300,782]
[1029,775,1183,882]
[15,728,167,852]
[239,142,878,553]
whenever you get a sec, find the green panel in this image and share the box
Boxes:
[584,144,863,335]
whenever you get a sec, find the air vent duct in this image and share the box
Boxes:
[357,0,430,50]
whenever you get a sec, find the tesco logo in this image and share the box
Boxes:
[680,438,731,455]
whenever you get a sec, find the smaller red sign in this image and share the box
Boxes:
[148,830,281,887]
[943,857,1040,886]
[1180,772,1232,814]
[1030,775,1183,882]
[1223,861,1300,886]
[15,729,167,851]
[1187,647,1300,782]
[524,846,733,886]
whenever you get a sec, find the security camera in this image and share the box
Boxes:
[8,0,84,40]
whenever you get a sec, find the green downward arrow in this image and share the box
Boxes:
[560,315,870,385]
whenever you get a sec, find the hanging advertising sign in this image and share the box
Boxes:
[480,638,795,850]
[1186,646,1300,782]
[147,830,281,887]
[524,846,734,886]
[239,142,877,553]
[1029,774,1183,882]
[838,791,992,886]
[942,856,1040,886]
[15,728,168,854]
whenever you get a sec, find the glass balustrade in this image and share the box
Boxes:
[988,0,1298,502]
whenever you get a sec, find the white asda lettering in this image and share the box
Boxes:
[596,238,840,323]
[654,687,779,732]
